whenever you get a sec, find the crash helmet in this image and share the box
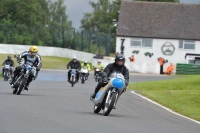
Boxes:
[29,45,38,56]
[73,56,77,60]
[115,53,125,67]
[7,55,11,60]
[84,61,88,65]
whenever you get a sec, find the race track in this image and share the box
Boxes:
[0,70,199,133]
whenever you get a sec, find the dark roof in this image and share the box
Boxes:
[117,1,200,40]
[185,53,200,58]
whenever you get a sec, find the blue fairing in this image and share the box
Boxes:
[112,78,124,89]
[95,91,102,99]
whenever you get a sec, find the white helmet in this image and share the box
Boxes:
[73,56,77,60]
[98,60,101,63]
[84,61,88,63]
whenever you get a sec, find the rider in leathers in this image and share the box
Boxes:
[2,55,15,76]
[67,57,81,82]
[90,54,129,101]
[9,46,42,90]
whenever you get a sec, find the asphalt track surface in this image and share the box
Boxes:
[0,70,199,133]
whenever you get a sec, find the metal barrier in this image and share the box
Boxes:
[176,63,200,75]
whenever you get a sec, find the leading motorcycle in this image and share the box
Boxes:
[11,55,37,95]
[90,72,126,116]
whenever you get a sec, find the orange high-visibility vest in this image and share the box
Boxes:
[158,58,165,66]
[165,64,174,74]
[129,56,135,62]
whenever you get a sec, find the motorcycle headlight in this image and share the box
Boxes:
[112,78,124,89]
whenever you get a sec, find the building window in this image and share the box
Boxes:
[188,60,195,64]
[131,38,152,47]
[179,40,195,50]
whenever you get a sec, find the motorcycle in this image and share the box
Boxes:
[3,65,12,81]
[90,72,126,116]
[69,69,77,87]
[80,67,88,84]
[11,55,37,95]
[94,68,102,82]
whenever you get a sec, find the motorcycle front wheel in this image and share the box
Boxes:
[4,71,8,81]
[103,93,117,116]
[71,76,75,87]
[17,78,27,95]
[81,76,85,84]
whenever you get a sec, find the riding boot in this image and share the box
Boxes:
[24,83,29,91]
[90,86,100,98]
[76,75,79,83]
[24,80,31,91]
[68,73,70,82]
[2,69,4,77]
[9,74,16,85]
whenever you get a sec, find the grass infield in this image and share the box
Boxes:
[0,54,92,70]
[129,75,200,121]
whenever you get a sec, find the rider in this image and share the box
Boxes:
[9,46,42,91]
[90,53,129,99]
[93,60,104,76]
[81,61,91,79]
[2,55,15,76]
[67,57,81,82]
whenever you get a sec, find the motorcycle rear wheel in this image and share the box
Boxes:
[94,105,101,113]
[4,71,9,81]
[13,87,18,94]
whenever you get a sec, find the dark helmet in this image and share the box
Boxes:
[115,53,125,67]
[7,55,11,60]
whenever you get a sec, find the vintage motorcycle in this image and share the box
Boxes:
[11,55,37,95]
[3,64,12,81]
[80,67,89,84]
[69,69,77,87]
[94,68,102,82]
[90,72,126,116]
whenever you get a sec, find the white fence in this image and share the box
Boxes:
[0,44,167,74]
[0,44,95,62]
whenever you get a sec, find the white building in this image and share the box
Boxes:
[116,1,200,74]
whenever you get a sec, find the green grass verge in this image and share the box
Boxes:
[0,54,93,70]
[129,75,200,121]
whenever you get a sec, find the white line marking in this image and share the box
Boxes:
[131,91,200,125]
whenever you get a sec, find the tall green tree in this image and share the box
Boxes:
[48,0,72,47]
[0,0,49,26]
[0,0,73,47]
[80,0,121,53]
